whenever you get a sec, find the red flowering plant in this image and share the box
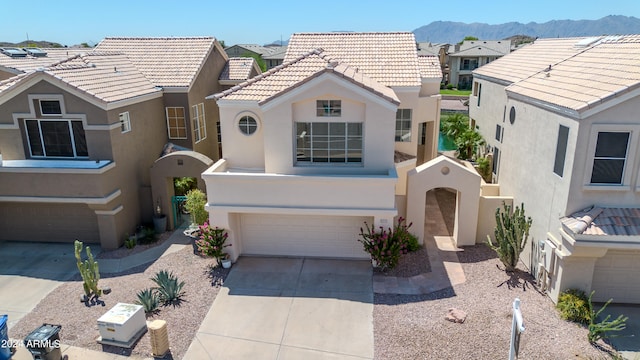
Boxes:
[358,217,418,270]
[195,222,231,265]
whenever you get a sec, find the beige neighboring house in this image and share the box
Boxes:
[0,37,230,249]
[448,40,511,89]
[417,42,449,83]
[204,32,445,260]
[470,35,640,304]
[224,44,287,69]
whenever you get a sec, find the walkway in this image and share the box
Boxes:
[184,257,374,360]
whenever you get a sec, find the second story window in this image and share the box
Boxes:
[590,131,629,184]
[316,100,341,117]
[39,100,62,115]
[192,103,206,143]
[461,58,478,71]
[166,107,187,139]
[238,116,258,135]
[25,119,88,158]
[296,122,362,164]
[395,109,412,142]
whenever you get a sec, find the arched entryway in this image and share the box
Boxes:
[150,151,214,230]
[407,156,481,247]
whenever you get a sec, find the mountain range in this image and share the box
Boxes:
[413,15,640,43]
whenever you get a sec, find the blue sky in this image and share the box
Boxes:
[1,0,638,46]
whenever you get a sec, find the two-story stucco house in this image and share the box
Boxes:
[448,40,511,89]
[204,32,443,260]
[0,37,230,249]
[469,35,640,304]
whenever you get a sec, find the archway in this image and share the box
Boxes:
[150,151,214,230]
[407,156,481,247]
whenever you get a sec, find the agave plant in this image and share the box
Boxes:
[135,288,160,315]
[151,270,185,306]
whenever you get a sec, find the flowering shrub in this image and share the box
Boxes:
[358,217,418,270]
[196,222,231,264]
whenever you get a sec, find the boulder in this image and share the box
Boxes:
[445,308,467,323]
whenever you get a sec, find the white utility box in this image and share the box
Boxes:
[97,303,146,347]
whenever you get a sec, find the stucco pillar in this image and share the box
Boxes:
[549,245,608,303]
[92,205,124,250]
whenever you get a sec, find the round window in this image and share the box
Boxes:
[509,106,516,124]
[238,116,257,135]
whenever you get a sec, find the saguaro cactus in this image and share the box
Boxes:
[487,202,532,272]
[74,240,102,299]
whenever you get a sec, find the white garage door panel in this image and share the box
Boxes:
[240,214,370,259]
[592,250,640,304]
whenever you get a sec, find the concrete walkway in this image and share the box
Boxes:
[184,257,374,360]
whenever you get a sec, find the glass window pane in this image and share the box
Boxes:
[595,132,629,158]
[26,120,44,156]
[314,150,329,162]
[591,159,625,184]
[347,123,362,136]
[72,121,88,156]
[41,121,73,157]
[314,136,329,150]
[40,100,61,115]
[313,123,328,135]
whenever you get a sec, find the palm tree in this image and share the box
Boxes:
[440,113,470,140]
[455,128,485,160]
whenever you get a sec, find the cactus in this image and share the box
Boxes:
[487,202,532,272]
[74,240,102,299]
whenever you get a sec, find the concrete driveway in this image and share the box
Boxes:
[184,257,374,360]
[0,241,78,329]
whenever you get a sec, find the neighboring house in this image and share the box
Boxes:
[448,40,511,89]
[469,35,640,304]
[0,37,229,249]
[224,44,287,69]
[417,42,449,83]
[204,32,443,260]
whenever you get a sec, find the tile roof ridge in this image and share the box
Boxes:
[102,36,214,40]
[48,54,83,68]
[292,31,413,35]
[213,48,327,100]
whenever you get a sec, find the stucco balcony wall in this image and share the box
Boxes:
[203,159,397,210]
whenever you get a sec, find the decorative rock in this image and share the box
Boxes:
[102,287,112,295]
[445,308,467,323]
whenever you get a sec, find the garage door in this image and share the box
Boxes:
[240,214,371,259]
[0,202,99,243]
[592,250,640,304]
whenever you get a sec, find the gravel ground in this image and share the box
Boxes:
[373,189,618,360]
[11,245,228,360]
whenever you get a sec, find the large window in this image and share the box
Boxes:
[192,103,206,143]
[395,109,412,142]
[25,119,88,158]
[590,131,629,184]
[316,100,341,117]
[166,107,187,139]
[296,122,362,163]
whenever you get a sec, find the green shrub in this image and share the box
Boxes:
[557,289,591,324]
[358,217,418,270]
[136,288,159,315]
[446,83,454,90]
[196,222,231,264]
[124,236,136,249]
[394,217,420,252]
[138,227,157,245]
[185,189,208,225]
[151,270,185,305]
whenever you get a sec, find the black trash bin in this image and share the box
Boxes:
[23,324,62,360]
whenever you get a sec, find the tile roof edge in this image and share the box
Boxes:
[211,48,326,100]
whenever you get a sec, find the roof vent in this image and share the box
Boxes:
[1,47,28,58]
[23,48,48,57]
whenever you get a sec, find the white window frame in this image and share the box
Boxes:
[295,122,363,165]
[24,118,88,158]
[583,124,639,191]
[238,115,258,136]
[166,107,187,140]
[192,103,206,143]
[37,95,65,117]
[395,109,412,142]
[316,100,341,117]
[119,112,131,133]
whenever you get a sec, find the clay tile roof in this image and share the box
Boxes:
[505,35,640,113]
[0,48,86,73]
[211,49,399,105]
[94,37,217,87]
[418,55,442,79]
[561,206,640,236]
[220,57,258,81]
[285,32,421,87]
[449,46,506,57]
[0,52,161,103]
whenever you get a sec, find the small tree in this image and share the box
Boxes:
[184,189,208,226]
[455,127,485,160]
[487,202,532,272]
[587,291,628,344]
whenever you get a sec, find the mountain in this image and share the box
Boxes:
[0,40,67,48]
[413,15,640,43]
